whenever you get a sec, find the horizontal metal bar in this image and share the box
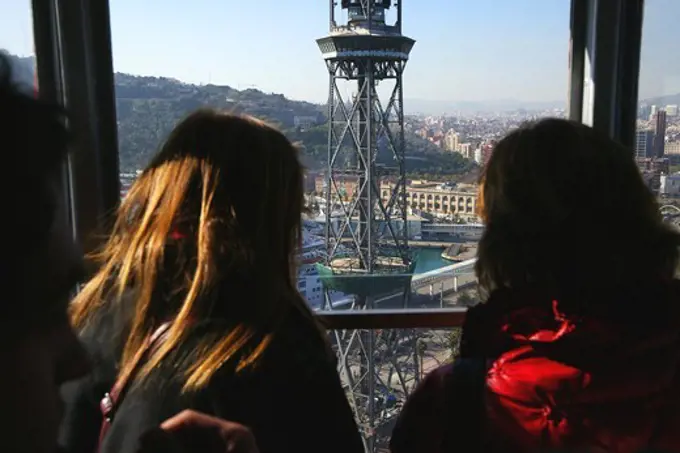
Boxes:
[613,0,643,149]
[316,308,466,330]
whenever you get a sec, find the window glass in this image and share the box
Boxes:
[109,2,570,450]
[108,0,569,311]
[637,0,680,205]
[0,1,35,89]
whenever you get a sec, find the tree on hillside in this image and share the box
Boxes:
[6,57,476,178]
[448,328,462,360]
[457,290,479,307]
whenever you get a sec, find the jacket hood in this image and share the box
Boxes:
[461,280,680,451]
[463,280,680,364]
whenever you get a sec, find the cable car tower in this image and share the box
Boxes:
[317,1,416,450]
[317,0,414,279]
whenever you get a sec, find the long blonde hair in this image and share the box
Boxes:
[71,110,318,392]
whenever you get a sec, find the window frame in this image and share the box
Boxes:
[572,0,644,149]
[33,0,120,263]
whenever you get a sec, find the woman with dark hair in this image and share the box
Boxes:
[59,110,363,453]
[390,118,680,453]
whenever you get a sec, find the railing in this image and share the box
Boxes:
[411,258,477,286]
[318,307,466,330]
[309,266,474,451]
[330,24,401,36]
[319,308,464,452]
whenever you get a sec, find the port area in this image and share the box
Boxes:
[441,242,477,261]
[329,256,409,271]
[407,240,457,247]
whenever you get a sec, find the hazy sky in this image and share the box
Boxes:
[2,0,679,103]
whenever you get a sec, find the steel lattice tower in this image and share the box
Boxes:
[317,1,416,451]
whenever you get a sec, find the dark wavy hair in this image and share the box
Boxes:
[476,118,680,297]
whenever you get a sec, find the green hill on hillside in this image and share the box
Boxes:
[113,74,476,177]
[4,51,472,177]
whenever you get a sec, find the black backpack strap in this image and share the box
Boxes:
[441,357,488,453]
[97,322,171,453]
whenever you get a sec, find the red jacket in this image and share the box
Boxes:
[391,282,680,453]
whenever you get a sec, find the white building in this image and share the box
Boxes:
[660,174,680,196]
[444,129,459,152]
[294,115,320,129]
[458,143,472,159]
[474,148,482,165]
[665,141,680,155]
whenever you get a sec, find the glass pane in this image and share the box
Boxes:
[0,1,35,88]
[108,2,569,449]
[638,0,680,201]
[109,0,569,312]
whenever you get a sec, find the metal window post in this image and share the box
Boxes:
[567,0,588,122]
[32,0,73,233]
[578,0,644,149]
[32,0,121,258]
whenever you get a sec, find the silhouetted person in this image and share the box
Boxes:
[0,54,260,453]
[61,110,363,453]
[0,52,91,453]
[391,119,680,453]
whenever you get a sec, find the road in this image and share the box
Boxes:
[369,272,477,309]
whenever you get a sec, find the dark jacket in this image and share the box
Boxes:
[59,293,363,453]
[391,281,680,453]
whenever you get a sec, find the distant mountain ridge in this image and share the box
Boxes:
[2,51,474,177]
[4,51,678,114]
[405,93,680,115]
[5,51,678,173]
[3,52,325,126]
[640,93,680,107]
[403,98,566,115]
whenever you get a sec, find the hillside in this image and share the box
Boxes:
[4,53,34,88]
[113,73,332,170]
[4,52,473,176]
[113,73,476,175]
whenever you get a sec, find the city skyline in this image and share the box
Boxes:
[2,0,680,104]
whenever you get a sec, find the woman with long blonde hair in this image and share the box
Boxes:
[59,110,363,453]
